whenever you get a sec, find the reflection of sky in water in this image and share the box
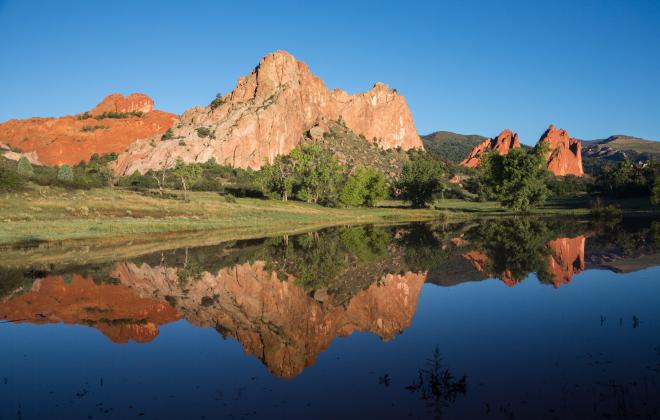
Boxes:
[1,219,659,419]
[2,267,659,419]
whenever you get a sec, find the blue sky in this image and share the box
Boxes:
[1,0,659,144]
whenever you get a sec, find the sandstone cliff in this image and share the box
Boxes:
[459,125,584,176]
[0,93,177,166]
[460,129,520,168]
[113,50,422,175]
[538,124,584,176]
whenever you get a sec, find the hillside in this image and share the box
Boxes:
[421,131,486,163]
[581,134,659,174]
[0,93,177,166]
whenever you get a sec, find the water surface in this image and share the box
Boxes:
[1,217,659,419]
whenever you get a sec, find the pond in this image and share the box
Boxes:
[1,217,659,419]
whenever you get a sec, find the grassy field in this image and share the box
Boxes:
[1,186,656,268]
[0,186,444,245]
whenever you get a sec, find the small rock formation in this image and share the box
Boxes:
[90,93,154,115]
[0,143,41,165]
[460,129,520,168]
[113,50,422,175]
[546,236,585,288]
[0,93,177,166]
[0,275,180,344]
[538,124,583,176]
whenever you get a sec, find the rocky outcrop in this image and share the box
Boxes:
[538,124,583,176]
[460,129,520,168]
[112,50,422,175]
[0,274,180,343]
[0,142,41,165]
[90,93,154,115]
[547,236,585,288]
[114,261,426,378]
[0,93,177,166]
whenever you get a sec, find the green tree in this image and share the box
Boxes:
[478,145,551,211]
[467,218,553,285]
[398,159,443,207]
[56,164,74,182]
[289,145,343,205]
[340,166,388,207]
[652,175,660,205]
[16,157,34,177]
[172,158,202,201]
[261,155,295,201]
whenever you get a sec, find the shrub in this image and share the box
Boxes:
[16,157,34,177]
[0,166,26,192]
[196,127,213,139]
[161,128,174,141]
[81,125,106,132]
[340,166,388,207]
[209,93,225,110]
[56,165,74,182]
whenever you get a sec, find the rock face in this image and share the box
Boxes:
[90,93,154,115]
[538,124,583,176]
[0,142,41,165]
[0,93,177,166]
[114,261,426,378]
[113,50,422,175]
[0,274,180,344]
[460,129,520,168]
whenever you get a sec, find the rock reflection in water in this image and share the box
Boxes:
[1,218,658,380]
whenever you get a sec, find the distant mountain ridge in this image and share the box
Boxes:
[421,131,486,163]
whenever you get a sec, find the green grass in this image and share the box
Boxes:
[0,185,443,245]
[1,185,656,269]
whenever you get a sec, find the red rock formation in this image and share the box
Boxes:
[90,93,154,115]
[460,129,521,168]
[546,236,585,288]
[112,51,423,175]
[113,261,426,378]
[0,93,177,166]
[0,274,180,343]
[537,124,584,176]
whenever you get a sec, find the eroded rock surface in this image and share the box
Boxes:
[0,93,177,166]
[460,129,520,168]
[113,51,422,175]
[538,124,584,176]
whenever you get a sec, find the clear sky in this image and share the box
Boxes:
[1,0,659,144]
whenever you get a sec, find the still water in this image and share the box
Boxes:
[1,217,659,419]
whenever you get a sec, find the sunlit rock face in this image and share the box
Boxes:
[460,129,521,168]
[546,236,586,288]
[0,275,180,343]
[114,261,426,378]
[112,50,423,175]
[538,124,584,176]
[0,93,177,166]
[90,93,155,115]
